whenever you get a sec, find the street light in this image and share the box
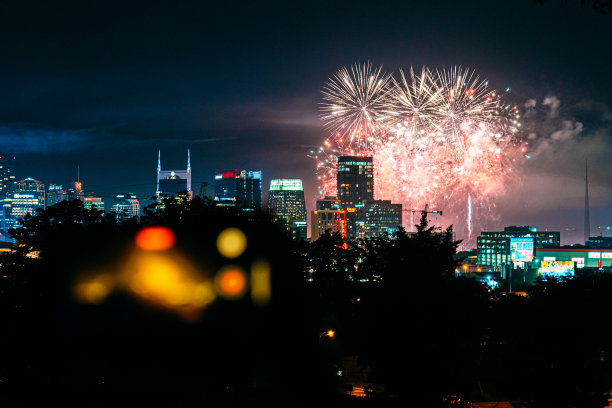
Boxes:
[319,329,335,344]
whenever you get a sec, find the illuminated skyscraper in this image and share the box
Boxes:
[111,193,140,223]
[310,208,348,241]
[9,178,46,228]
[0,155,15,198]
[47,184,63,207]
[156,150,192,198]
[267,179,307,240]
[358,200,402,238]
[337,156,373,207]
[214,170,262,210]
[316,196,341,211]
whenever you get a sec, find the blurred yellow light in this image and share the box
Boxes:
[215,266,247,299]
[327,330,335,338]
[135,226,175,251]
[250,259,271,306]
[123,252,215,317]
[73,274,115,304]
[216,228,247,258]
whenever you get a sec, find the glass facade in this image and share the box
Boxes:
[0,156,16,198]
[267,179,307,240]
[337,156,373,207]
[111,194,140,223]
[477,226,561,267]
[358,200,402,239]
[214,170,262,210]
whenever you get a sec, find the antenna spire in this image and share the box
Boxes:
[187,149,191,172]
[584,159,590,244]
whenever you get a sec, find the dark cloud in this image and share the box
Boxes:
[0,124,105,153]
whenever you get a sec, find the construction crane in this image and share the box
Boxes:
[402,204,443,232]
[402,204,443,216]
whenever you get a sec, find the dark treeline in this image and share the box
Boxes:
[0,197,611,407]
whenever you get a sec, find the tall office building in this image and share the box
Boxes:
[156,150,192,198]
[111,193,140,223]
[337,156,373,207]
[267,179,307,240]
[57,181,85,202]
[316,196,341,211]
[0,155,16,198]
[311,208,348,241]
[47,184,63,207]
[358,200,402,238]
[10,178,46,226]
[214,170,262,210]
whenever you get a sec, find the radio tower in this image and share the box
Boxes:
[584,159,590,244]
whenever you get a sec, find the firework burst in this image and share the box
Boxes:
[320,62,392,153]
[315,63,525,242]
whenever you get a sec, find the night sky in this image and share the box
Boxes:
[1,0,610,243]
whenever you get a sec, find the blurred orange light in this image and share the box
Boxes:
[135,226,175,251]
[216,267,247,299]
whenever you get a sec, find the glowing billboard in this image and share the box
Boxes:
[510,237,534,262]
[539,260,575,277]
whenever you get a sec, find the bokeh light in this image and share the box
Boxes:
[250,259,271,305]
[124,252,214,308]
[73,274,115,304]
[216,228,247,258]
[135,226,176,251]
[215,266,248,299]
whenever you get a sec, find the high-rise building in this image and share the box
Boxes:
[337,156,373,207]
[267,179,307,240]
[214,170,262,210]
[10,178,45,226]
[47,184,63,207]
[157,150,192,199]
[357,200,402,238]
[0,155,16,198]
[111,193,140,223]
[310,208,348,241]
[57,181,85,202]
[316,196,341,211]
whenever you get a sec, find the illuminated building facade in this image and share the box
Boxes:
[586,236,612,249]
[111,193,140,222]
[82,196,104,211]
[477,226,560,267]
[337,156,373,207]
[316,196,341,211]
[267,179,307,240]
[357,200,402,238]
[47,184,63,207]
[0,155,15,198]
[56,181,85,202]
[214,169,262,210]
[310,209,348,241]
[9,178,46,228]
[156,150,192,198]
[535,248,612,270]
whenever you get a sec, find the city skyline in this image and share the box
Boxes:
[0,1,610,244]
